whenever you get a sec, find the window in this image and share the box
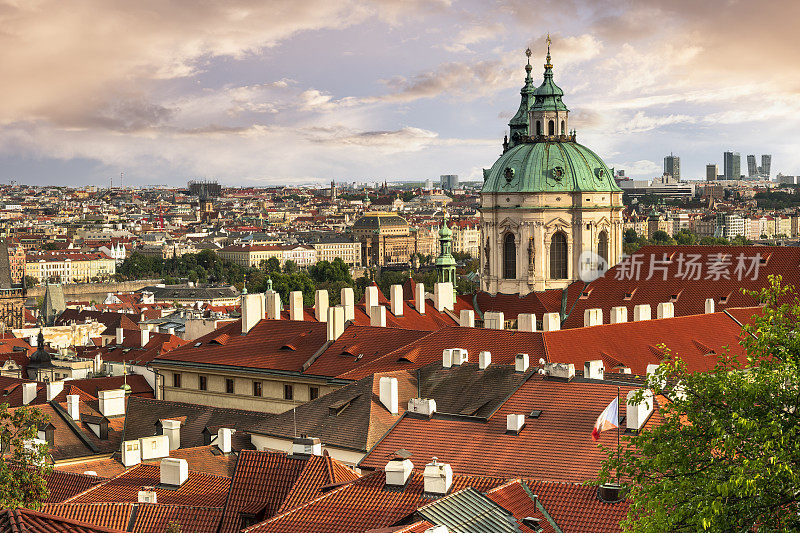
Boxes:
[561,120,565,135]
[550,232,568,279]
[284,384,294,401]
[253,381,262,397]
[535,121,542,136]
[226,378,234,394]
[173,373,181,388]
[310,386,319,401]
[503,233,516,279]
[198,375,207,391]
[548,120,555,136]
[598,231,609,264]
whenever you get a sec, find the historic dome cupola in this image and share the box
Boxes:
[530,35,571,141]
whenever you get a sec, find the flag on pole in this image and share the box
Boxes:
[591,397,619,441]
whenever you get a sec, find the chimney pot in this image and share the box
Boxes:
[542,312,560,331]
[459,309,474,327]
[656,302,674,319]
[390,284,404,316]
[517,313,536,332]
[478,351,491,369]
[484,311,504,330]
[423,459,453,495]
[610,306,628,324]
[633,304,651,322]
[379,376,399,414]
[159,457,188,487]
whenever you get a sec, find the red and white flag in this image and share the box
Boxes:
[591,397,619,441]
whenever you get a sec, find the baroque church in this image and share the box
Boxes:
[480,42,623,295]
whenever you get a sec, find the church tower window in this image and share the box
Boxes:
[598,231,609,264]
[536,121,541,136]
[503,233,516,279]
[550,232,568,279]
[561,120,565,135]
[548,120,555,136]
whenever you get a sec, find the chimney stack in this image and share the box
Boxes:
[423,458,453,495]
[433,282,454,312]
[584,360,604,380]
[705,298,715,314]
[340,287,355,321]
[66,394,80,421]
[408,398,436,416]
[365,285,379,312]
[542,312,560,331]
[459,309,474,327]
[515,353,529,372]
[478,351,491,369]
[315,290,329,322]
[160,458,188,487]
[160,419,181,451]
[22,383,37,405]
[369,305,386,327]
[289,291,304,321]
[626,389,654,431]
[121,439,141,467]
[633,304,651,322]
[385,456,414,487]
[379,376,399,414]
[415,282,426,315]
[116,327,124,345]
[544,362,576,380]
[390,284,404,316]
[140,327,149,347]
[137,488,157,504]
[506,414,525,434]
[656,302,674,319]
[326,305,345,341]
[98,389,125,417]
[46,380,64,402]
[265,290,281,320]
[517,313,536,332]
[610,306,628,324]
[217,427,234,453]
[584,308,603,327]
[442,349,453,368]
[241,293,264,334]
[451,348,468,365]
[291,435,322,456]
[484,311,504,330]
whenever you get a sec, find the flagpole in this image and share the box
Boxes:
[617,386,621,484]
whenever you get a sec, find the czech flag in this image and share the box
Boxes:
[591,397,619,441]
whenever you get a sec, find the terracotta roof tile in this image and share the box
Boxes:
[40,503,133,530]
[0,508,124,533]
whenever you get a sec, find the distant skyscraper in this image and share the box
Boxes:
[723,151,741,179]
[761,154,772,179]
[747,155,757,178]
[706,164,718,181]
[664,153,680,180]
[440,174,458,190]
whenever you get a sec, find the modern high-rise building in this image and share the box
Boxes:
[747,155,758,178]
[706,164,718,181]
[761,154,772,179]
[663,153,680,180]
[723,151,741,179]
[440,175,459,190]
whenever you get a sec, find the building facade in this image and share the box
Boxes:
[664,153,680,180]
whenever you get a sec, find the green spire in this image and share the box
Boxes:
[242,274,248,295]
[435,211,457,298]
[507,48,536,149]
[532,35,567,112]
[266,277,273,291]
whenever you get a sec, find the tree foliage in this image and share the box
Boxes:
[0,404,53,509]
[600,276,800,532]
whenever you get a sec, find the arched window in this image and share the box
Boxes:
[560,120,565,135]
[548,120,555,136]
[598,231,608,264]
[550,232,568,279]
[503,233,516,279]
[536,121,542,136]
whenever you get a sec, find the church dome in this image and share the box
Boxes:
[482,140,621,194]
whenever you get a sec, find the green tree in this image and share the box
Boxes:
[600,276,800,532]
[0,404,53,509]
[674,230,697,245]
[24,276,38,287]
[283,260,299,274]
[262,257,281,273]
[624,228,639,244]
[651,230,671,244]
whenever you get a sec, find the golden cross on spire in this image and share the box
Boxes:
[525,47,531,65]
[546,33,551,54]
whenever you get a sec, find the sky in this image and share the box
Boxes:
[1,0,800,187]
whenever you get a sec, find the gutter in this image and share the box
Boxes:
[149,359,353,386]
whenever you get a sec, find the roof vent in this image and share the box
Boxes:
[423,458,453,496]
[137,487,157,503]
[597,483,625,503]
[506,414,525,434]
[291,435,322,456]
[408,398,436,417]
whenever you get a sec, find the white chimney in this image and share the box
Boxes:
[544,362,576,380]
[425,527,449,533]
[341,287,355,322]
[484,311,504,330]
[584,308,603,327]
[291,435,322,456]
[29,335,38,347]
[385,457,414,487]
[610,306,628,324]
[515,353,529,372]
[116,327,124,345]
[365,285,379,312]
[265,291,281,320]
[415,282,426,315]
[584,360,604,380]
[217,427,234,453]
[121,439,141,467]
[326,305,345,341]
[704,298,715,314]
[369,305,386,327]
[656,302,674,319]
[83,470,97,476]
[160,457,188,487]
[506,414,525,434]
[167,327,175,336]
[289,291,304,321]
[315,290,329,322]
[451,348,468,365]
[390,284,404,316]
[46,380,64,402]
[478,351,491,370]
[459,309,474,328]
[408,398,436,416]
[140,327,150,347]
[241,293,264,334]
[379,376,399,415]
[423,459,453,495]
[160,419,181,451]
[433,282,454,312]
[98,389,125,417]
[442,349,453,368]
[542,312,560,331]
[137,488,157,504]
[66,394,80,421]
[633,304,651,322]
[517,313,536,332]
[22,383,37,405]
[626,389,654,431]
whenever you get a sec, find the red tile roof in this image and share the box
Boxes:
[525,479,629,533]
[0,508,124,533]
[40,503,133,530]
[132,503,223,533]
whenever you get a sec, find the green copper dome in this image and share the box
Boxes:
[482,140,621,194]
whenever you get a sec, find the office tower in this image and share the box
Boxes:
[723,151,741,179]
[747,155,757,178]
[440,174,459,190]
[761,154,772,179]
[706,164,718,181]
[664,153,680,180]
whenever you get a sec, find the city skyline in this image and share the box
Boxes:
[2,0,800,186]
